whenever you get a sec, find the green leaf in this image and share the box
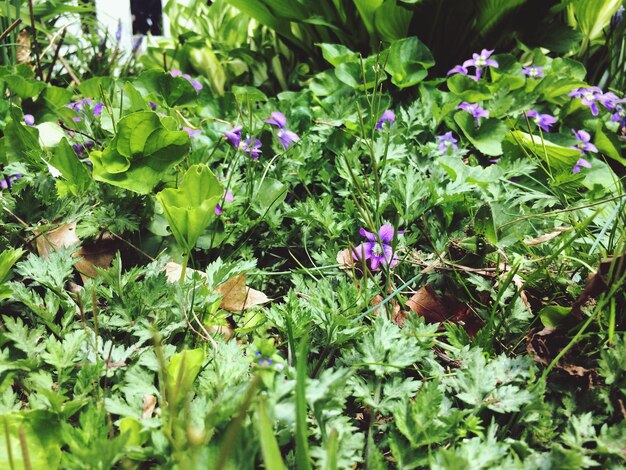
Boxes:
[252,177,288,215]
[256,396,286,470]
[166,349,205,405]
[594,122,626,167]
[77,76,115,98]
[374,1,413,42]
[318,43,358,67]
[91,111,190,194]
[539,305,573,328]
[385,36,434,89]
[49,138,91,196]
[295,340,312,470]
[507,130,581,171]
[447,74,492,101]
[1,74,46,99]
[454,112,509,156]
[0,411,62,469]
[4,109,41,164]
[474,204,497,244]
[134,69,198,107]
[0,248,24,284]
[156,164,223,252]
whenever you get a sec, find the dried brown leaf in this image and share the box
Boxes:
[142,395,157,419]
[216,274,269,312]
[524,227,569,246]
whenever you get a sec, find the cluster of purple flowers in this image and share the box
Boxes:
[457,102,489,126]
[67,98,104,122]
[525,110,557,132]
[448,49,499,81]
[222,111,301,162]
[353,224,400,271]
[522,65,544,79]
[73,141,95,157]
[568,87,626,119]
[170,70,202,93]
[265,112,300,150]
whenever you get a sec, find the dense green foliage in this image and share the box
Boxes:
[1,0,626,468]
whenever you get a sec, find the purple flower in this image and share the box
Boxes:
[170,69,202,93]
[24,114,35,126]
[224,125,242,148]
[571,129,598,155]
[215,190,234,215]
[436,132,458,152]
[278,129,300,150]
[376,110,395,130]
[72,141,95,156]
[599,92,621,111]
[131,35,144,52]
[610,102,626,125]
[572,158,592,173]
[523,66,544,79]
[353,224,399,271]
[67,98,93,113]
[0,174,22,190]
[463,49,499,70]
[264,112,287,129]
[182,126,201,138]
[241,137,262,160]
[93,102,104,117]
[447,65,469,76]
[115,21,122,42]
[568,87,603,116]
[148,101,158,110]
[525,110,557,132]
[457,102,489,126]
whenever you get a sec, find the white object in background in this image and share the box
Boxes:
[95,0,133,51]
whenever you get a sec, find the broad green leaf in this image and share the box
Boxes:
[156,164,223,251]
[454,112,509,156]
[567,0,621,42]
[476,0,525,33]
[4,109,41,163]
[353,0,384,34]
[232,85,268,103]
[91,111,190,194]
[134,69,198,107]
[1,74,46,99]
[594,122,626,166]
[253,177,288,215]
[77,76,115,98]
[447,74,492,101]
[166,349,205,405]
[374,1,413,42]
[318,43,358,67]
[474,204,497,244]
[385,36,434,89]
[0,248,24,287]
[507,130,581,171]
[49,138,91,196]
[539,305,572,328]
[0,411,62,469]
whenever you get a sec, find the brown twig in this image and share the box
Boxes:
[46,27,67,83]
[0,18,22,42]
[27,0,42,80]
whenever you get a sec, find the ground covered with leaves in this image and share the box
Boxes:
[2,1,626,469]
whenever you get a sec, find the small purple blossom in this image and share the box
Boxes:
[170,70,202,92]
[436,132,458,152]
[525,110,557,132]
[571,129,598,155]
[67,98,93,113]
[148,101,158,110]
[353,224,399,271]
[572,158,592,173]
[569,87,603,116]
[224,125,242,148]
[241,137,262,160]
[0,174,22,190]
[24,114,35,126]
[182,126,201,138]
[264,112,287,129]
[523,66,544,79]
[457,102,489,126]
[215,190,234,215]
[375,110,395,130]
[463,49,499,70]
[131,35,144,52]
[93,102,104,117]
[278,129,300,150]
[610,102,626,125]
[72,141,94,156]
[599,92,621,111]
[115,21,122,42]
[447,65,469,76]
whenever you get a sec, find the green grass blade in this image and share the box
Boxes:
[295,339,312,470]
[256,396,286,470]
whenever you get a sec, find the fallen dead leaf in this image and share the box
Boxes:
[337,248,354,270]
[35,221,117,282]
[142,395,157,419]
[524,227,570,246]
[163,262,269,312]
[370,294,408,327]
[406,285,465,323]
